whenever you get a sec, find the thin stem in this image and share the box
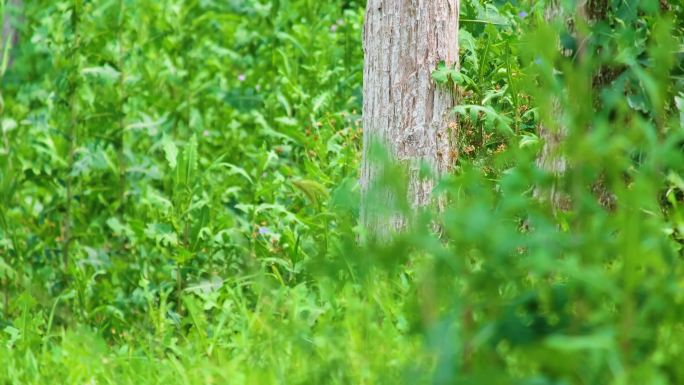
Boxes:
[478,34,492,147]
[505,46,520,133]
[62,0,82,269]
[117,0,126,213]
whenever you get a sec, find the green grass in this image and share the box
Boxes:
[1,0,684,384]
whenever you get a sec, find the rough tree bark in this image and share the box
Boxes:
[361,0,459,234]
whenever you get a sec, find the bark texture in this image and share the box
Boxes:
[361,0,459,232]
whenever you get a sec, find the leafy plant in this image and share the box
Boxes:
[1,0,683,384]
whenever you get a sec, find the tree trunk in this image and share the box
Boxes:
[361,0,459,234]
[1,0,20,72]
[535,0,609,210]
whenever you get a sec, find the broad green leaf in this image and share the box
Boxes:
[163,136,179,169]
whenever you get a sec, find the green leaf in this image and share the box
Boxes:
[144,223,178,247]
[1,118,16,133]
[675,93,684,128]
[274,116,299,126]
[432,61,462,85]
[218,163,253,184]
[312,92,331,114]
[106,217,134,239]
[544,332,614,351]
[3,326,20,348]
[81,65,121,82]
[163,136,179,169]
[292,179,329,206]
[453,105,514,135]
[518,133,539,148]
[176,135,198,188]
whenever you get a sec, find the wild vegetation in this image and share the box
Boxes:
[1,0,684,384]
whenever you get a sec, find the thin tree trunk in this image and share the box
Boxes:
[534,0,570,210]
[535,0,609,210]
[361,0,459,234]
[1,0,20,72]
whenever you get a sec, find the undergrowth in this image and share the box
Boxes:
[1,0,684,384]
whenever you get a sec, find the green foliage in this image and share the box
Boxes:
[1,0,684,384]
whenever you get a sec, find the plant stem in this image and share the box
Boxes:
[478,34,492,147]
[506,46,520,133]
[117,0,126,213]
[63,0,83,269]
